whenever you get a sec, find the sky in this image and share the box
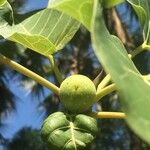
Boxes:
[22,0,48,12]
[1,0,49,139]
[1,79,47,139]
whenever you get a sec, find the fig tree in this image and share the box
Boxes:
[59,75,96,113]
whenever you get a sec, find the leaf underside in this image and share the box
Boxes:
[41,112,98,150]
[0,4,80,56]
[48,0,93,31]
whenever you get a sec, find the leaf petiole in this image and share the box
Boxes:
[89,111,126,119]
[97,74,111,91]
[142,74,150,82]
[48,55,63,84]
[143,44,150,51]
[130,43,145,58]
[96,83,116,101]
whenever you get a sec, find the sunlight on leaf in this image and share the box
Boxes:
[48,0,93,31]
[0,7,80,56]
[48,0,126,31]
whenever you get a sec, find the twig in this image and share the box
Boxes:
[96,83,116,101]
[0,53,60,95]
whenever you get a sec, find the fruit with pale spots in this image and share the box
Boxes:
[59,75,96,113]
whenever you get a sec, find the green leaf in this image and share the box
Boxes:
[92,0,150,144]
[0,0,13,26]
[0,0,7,6]
[0,8,80,56]
[127,0,150,44]
[48,0,94,31]
[41,112,98,150]
[48,0,125,30]
[102,0,125,8]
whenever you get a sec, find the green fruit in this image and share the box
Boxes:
[59,75,96,113]
[41,112,98,150]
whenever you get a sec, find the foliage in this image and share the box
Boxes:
[92,0,150,144]
[0,0,150,149]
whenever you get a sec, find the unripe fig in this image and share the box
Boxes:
[59,75,96,113]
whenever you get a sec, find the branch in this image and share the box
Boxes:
[130,44,145,58]
[0,54,60,95]
[89,111,126,119]
[130,43,150,58]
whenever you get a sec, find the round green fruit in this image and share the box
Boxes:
[59,75,96,113]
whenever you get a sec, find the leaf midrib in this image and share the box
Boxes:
[70,121,77,150]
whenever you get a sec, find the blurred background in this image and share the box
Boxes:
[0,0,150,150]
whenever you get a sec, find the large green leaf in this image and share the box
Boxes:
[41,112,98,150]
[48,0,94,31]
[92,0,150,144]
[102,0,125,8]
[127,0,150,44]
[0,5,80,56]
[48,0,125,31]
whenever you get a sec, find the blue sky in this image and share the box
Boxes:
[1,0,49,139]
[1,80,47,139]
[22,0,48,12]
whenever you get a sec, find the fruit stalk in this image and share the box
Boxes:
[48,55,63,84]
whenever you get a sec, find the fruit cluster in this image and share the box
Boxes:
[41,75,98,150]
